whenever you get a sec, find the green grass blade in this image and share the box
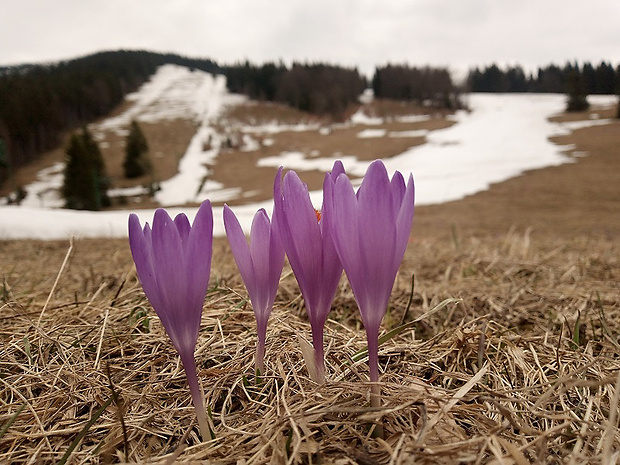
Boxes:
[58,395,115,465]
[0,403,26,440]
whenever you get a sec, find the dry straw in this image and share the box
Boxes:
[0,230,619,463]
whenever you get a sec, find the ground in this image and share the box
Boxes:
[0,99,619,463]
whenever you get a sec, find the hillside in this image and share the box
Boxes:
[0,50,391,189]
[0,69,617,240]
[0,51,220,180]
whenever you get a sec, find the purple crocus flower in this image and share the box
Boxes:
[325,160,414,407]
[273,161,345,383]
[128,200,213,440]
[223,205,284,376]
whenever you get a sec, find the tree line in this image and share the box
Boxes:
[221,61,367,119]
[221,62,464,115]
[468,62,619,94]
[372,64,463,109]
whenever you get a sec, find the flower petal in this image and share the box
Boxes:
[223,204,253,291]
[332,161,403,331]
[129,214,163,314]
[268,214,285,308]
[329,160,346,180]
[393,174,415,271]
[389,170,406,214]
[331,174,362,293]
[249,209,272,313]
[278,170,323,308]
[174,213,191,245]
[150,208,194,350]
[282,171,322,257]
[186,201,213,314]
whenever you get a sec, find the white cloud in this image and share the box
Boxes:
[1,0,618,75]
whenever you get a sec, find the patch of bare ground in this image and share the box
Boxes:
[222,101,323,126]
[99,120,196,190]
[212,100,454,206]
[96,119,197,209]
[548,105,616,123]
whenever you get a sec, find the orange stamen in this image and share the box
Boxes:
[314,209,321,222]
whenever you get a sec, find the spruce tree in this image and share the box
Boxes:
[565,71,589,112]
[123,120,150,178]
[62,127,109,210]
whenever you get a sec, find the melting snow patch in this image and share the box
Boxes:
[242,122,320,134]
[19,163,65,208]
[357,129,386,138]
[553,118,613,135]
[241,134,261,152]
[257,152,359,172]
[394,114,431,123]
[350,109,383,125]
[107,186,151,198]
[388,129,428,138]
[96,65,236,136]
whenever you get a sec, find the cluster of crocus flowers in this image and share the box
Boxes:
[128,200,213,441]
[128,159,414,440]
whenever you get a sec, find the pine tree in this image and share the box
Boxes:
[62,127,109,210]
[123,120,150,178]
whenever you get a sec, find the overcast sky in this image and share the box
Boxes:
[2,0,619,77]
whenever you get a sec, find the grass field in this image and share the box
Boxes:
[0,100,619,464]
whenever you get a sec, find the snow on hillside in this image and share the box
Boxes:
[15,65,246,209]
[0,64,617,240]
[97,65,237,133]
[258,94,618,206]
[95,64,247,206]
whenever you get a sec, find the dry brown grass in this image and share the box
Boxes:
[1,229,619,464]
[1,96,619,463]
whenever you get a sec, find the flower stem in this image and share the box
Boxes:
[366,324,384,439]
[312,324,326,384]
[255,332,266,381]
[181,353,211,441]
